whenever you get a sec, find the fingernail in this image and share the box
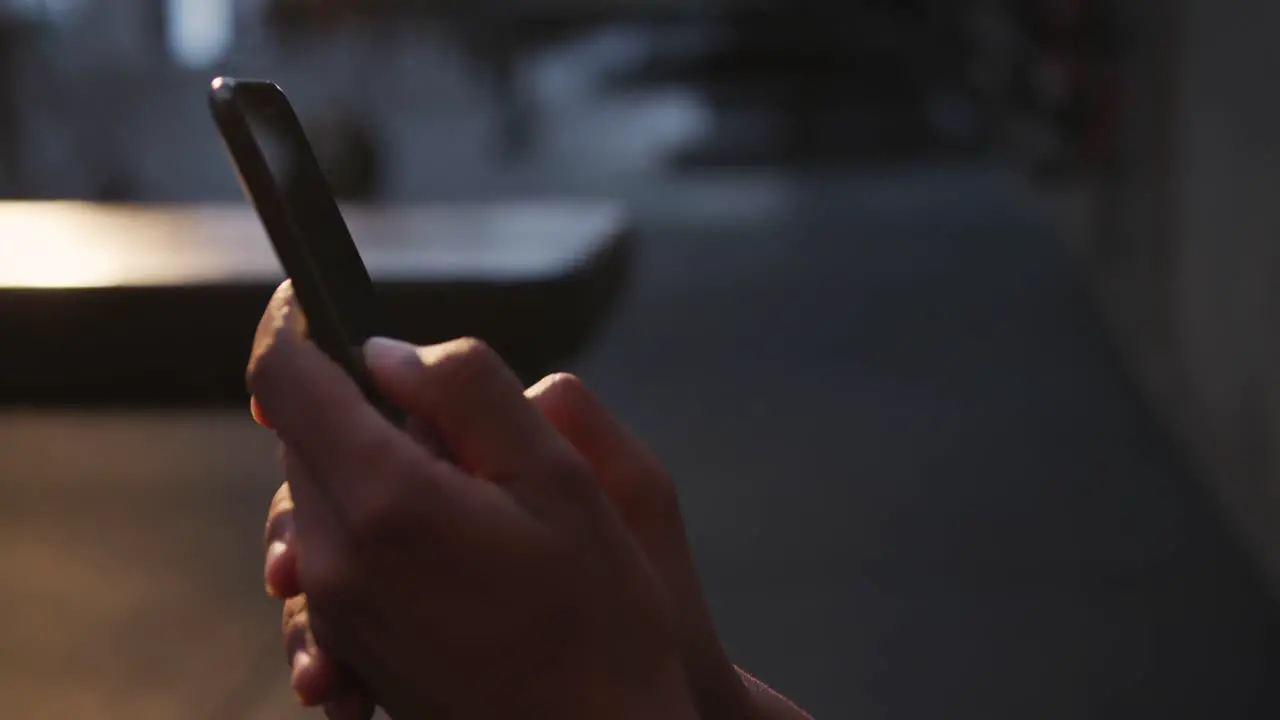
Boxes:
[363,336,418,371]
[265,541,288,598]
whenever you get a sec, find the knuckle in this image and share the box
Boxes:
[281,595,308,632]
[539,372,589,397]
[263,484,294,546]
[434,336,505,381]
[530,372,593,418]
[281,596,310,654]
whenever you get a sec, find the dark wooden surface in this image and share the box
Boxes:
[0,201,632,405]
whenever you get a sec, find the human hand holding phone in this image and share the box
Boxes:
[214,77,809,720]
[247,285,699,719]
[212,76,702,718]
[210,76,401,425]
[254,285,811,720]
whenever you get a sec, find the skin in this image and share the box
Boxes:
[251,281,812,719]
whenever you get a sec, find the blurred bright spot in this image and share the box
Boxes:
[0,203,129,288]
[0,200,628,289]
[165,0,234,69]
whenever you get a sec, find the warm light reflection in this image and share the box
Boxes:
[0,203,130,288]
[0,199,627,288]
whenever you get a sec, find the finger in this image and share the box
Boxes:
[280,442,509,657]
[292,648,341,707]
[364,337,587,503]
[282,595,375,715]
[247,283,426,452]
[281,446,362,611]
[265,483,300,599]
[283,597,344,707]
[301,648,375,718]
[248,282,300,432]
[525,373,681,534]
[283,597,330,705]
[249,288,480,539]
[266,538,299,600]
[403,413,449,459]
[247,281,419,489]
[526,373,748,713]
[302,647,377,720]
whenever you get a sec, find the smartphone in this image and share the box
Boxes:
[208,76,402,424]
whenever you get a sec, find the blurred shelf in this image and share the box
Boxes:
[0,200,633,405]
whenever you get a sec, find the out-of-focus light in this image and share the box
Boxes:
[0,203,129,288]
[166,0,234,69]
[0,200,630,289]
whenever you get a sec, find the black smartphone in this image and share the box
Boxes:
[208,76,402,424]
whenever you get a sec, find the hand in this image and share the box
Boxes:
[249,283,698,719]
[256,285,812,720]
[261,373,757,719]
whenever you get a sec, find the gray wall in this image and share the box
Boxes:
[1084,0,1280,591]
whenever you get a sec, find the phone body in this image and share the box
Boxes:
[208,76,402,424]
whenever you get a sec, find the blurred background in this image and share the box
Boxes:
[5,0,1280,717]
